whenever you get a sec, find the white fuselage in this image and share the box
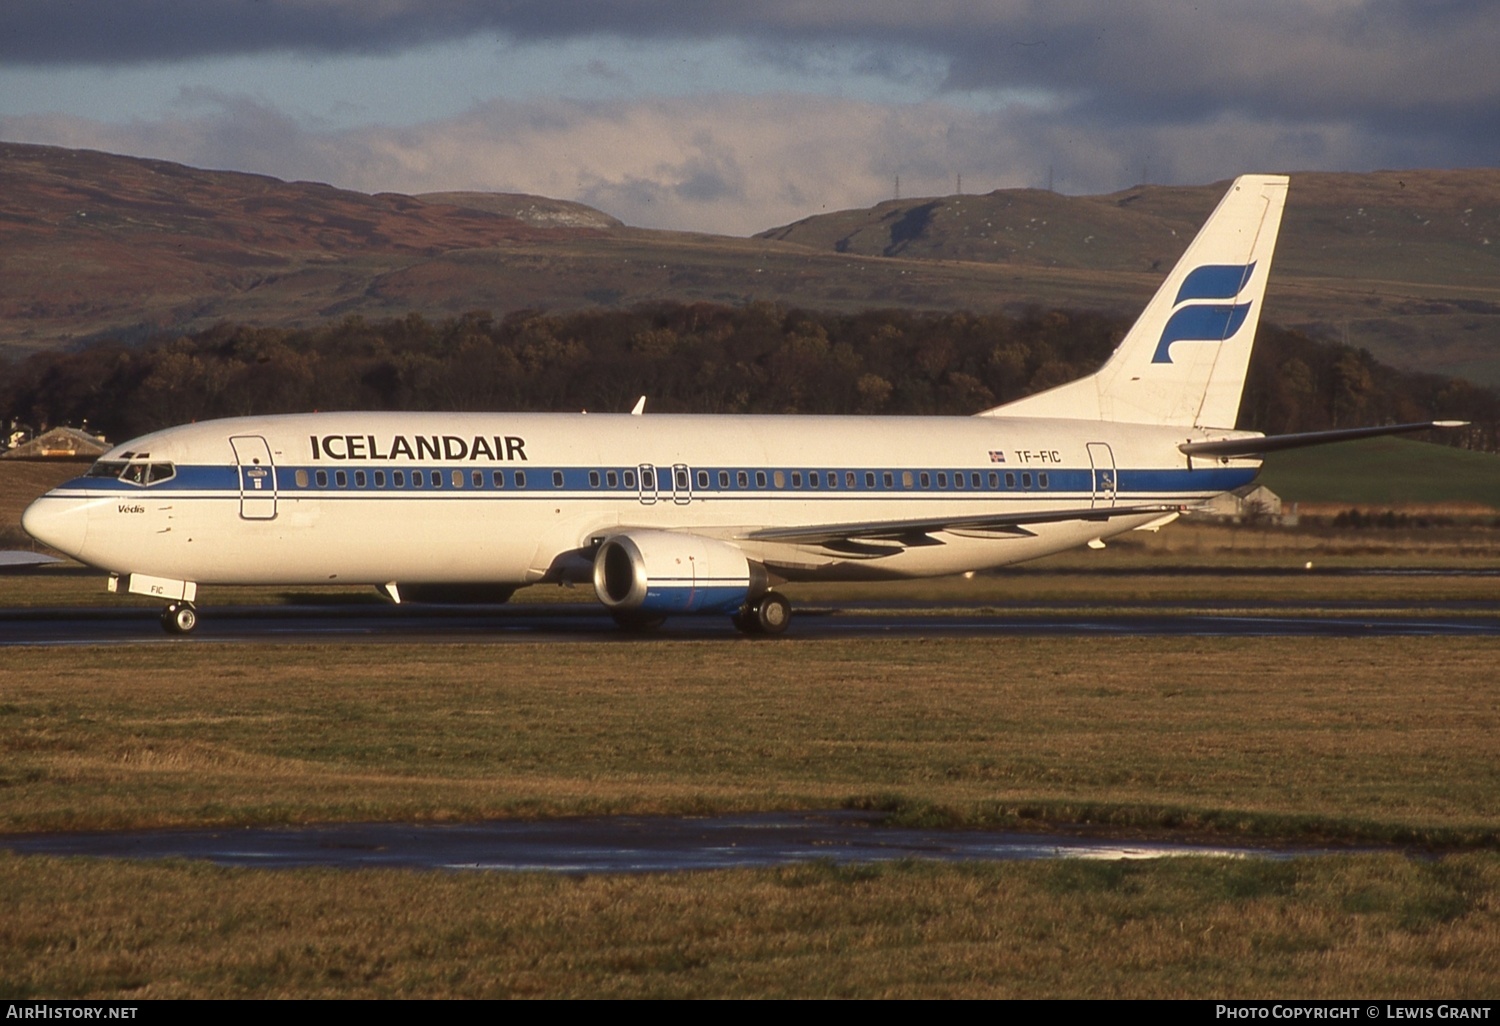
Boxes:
[24,411,1260,588]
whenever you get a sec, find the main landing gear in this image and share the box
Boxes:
[160,602,198,635]
[733,590,791,636]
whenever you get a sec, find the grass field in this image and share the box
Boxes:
[3,637,1496,840]
[1,636,1498,997]
[1261,438,1500,510]
[5,854,1497,998]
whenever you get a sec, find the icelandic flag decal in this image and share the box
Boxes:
[988,450,1006,463]
[1153,261,1256,364]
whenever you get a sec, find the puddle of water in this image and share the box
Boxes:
[0,811,1371,872]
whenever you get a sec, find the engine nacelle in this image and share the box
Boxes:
[593,531,762,615]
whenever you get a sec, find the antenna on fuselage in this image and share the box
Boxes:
[630,396,646,415]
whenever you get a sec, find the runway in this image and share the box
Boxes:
[0,811,1374,872]
[3,598,1500,644]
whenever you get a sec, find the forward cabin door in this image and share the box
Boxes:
[1087,442,1117,509]
[230,435,278,520]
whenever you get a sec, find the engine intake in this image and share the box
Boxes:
[593,531,762,615]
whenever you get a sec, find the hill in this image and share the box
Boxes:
[3,143,1499,387]
[761,170,1500,385]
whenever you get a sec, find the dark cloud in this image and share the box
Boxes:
[3,1,1497,225]
[7,2,1497,157]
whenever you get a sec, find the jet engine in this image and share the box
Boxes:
[593,531,764,615]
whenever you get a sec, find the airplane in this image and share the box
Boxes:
[21,174,1462,635]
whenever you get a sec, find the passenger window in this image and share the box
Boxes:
[845,472,856,488]
[755,471,767,488]
[472,470,483,488]
[394,470,405,487]
[1005,472,1015,488]
[954,473,964,489]
[430,471,441,487]
[315,470,328,487]
[773,471,785,488]
[492,471,504,488]
[971,473,982,488]
[607,470,619,488]
[697,470,709,489]
[411,472,422,488]
[452,470,464,488]
[809,472,819,489]
[791,472,802,488]
[920,472,930,488]
[1039,472,1049,489]
[516,471,527,488]
[623,471,635,488]
[864,472,875,488]
[882,471,893,488]
[718,471,728,488]
[295,469,309,488]
[355,470,367,488]
[676,468,689,490]
[552,471,564,488]
[937,472,948,488]
[375,471,386,488]
[737,471,748,488]
[642,468,655,489]
[988,472,998,489]
[335,470,347,487]
[902,471,913,488]
[589,470,601,488]
[1022,472,1032,488]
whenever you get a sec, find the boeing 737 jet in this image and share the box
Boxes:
[21,175,1459,634]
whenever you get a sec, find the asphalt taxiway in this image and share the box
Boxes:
[2,599,1499,645]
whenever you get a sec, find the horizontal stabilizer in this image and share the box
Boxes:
[1179,421,1468,458]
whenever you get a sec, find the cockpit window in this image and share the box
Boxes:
[88,458,176,486]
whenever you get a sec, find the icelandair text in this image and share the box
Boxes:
[310,434,528,462]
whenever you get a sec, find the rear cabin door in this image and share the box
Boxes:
[1087,442,1117,509]
[230,435,278,520]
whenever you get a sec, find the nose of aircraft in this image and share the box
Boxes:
[21,494,90,559]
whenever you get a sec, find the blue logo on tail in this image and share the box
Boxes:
[1152,261,1256,364]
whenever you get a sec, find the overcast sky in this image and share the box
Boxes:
[3,1,1496,235]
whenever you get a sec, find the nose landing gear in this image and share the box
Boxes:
[161,602,198,635]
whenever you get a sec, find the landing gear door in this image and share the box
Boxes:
[1087,442,1117,509]
[230,435,277,520]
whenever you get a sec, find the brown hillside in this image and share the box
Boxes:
[3,143,1499,388]
[760,170,1500,384]
[0,143,613,353]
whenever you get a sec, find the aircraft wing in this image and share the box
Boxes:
[743,503,1183,550]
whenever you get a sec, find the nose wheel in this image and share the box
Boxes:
[734,591,791,636]
[160,602,198,635]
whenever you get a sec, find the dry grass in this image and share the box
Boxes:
[2,853,1496,998]
[2,638,1497,842]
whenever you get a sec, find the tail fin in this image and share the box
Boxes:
[981,174,1289,428]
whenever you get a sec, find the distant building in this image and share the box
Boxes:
[1197,483,1284,522]
[1,426,109,460]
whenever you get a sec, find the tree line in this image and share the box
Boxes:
[2,301,1495,450]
